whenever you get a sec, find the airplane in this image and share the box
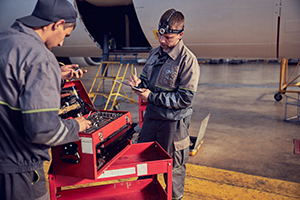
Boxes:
[0,0,299,99]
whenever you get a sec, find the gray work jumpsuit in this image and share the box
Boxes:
[138,39,200,199]
[0,21,80,200]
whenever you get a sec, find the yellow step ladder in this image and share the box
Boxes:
[88,54,138,110]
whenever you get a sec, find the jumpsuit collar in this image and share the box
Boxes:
[11,20,45,46]
[156,39,184,61]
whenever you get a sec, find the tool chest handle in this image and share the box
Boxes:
[61,143,81,164]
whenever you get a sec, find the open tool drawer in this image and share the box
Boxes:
[49,141,173,200]
[51,80,134,180]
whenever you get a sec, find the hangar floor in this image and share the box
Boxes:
[48,61,300,199]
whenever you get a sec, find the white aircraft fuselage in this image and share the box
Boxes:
[0,0,299,63]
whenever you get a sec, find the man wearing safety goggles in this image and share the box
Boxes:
[128,9,200,200]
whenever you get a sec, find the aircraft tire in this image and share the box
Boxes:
[69,57,101,67]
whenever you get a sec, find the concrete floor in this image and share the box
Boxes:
[188,62,300,184]
[79,60,300,190]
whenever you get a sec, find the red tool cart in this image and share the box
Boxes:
[49,141,172,200]
[49,80,173,199]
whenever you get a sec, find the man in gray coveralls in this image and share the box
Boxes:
[0,0,91,199]
[128,8,200,200]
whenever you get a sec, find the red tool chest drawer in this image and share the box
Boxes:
[49,141,173,200]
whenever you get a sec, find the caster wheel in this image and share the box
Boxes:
[274,93,282,101]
